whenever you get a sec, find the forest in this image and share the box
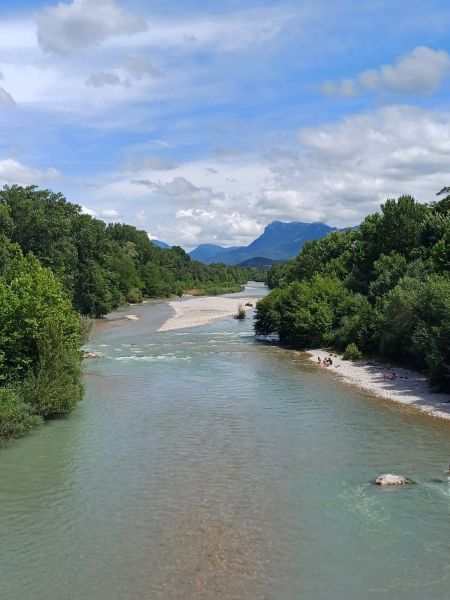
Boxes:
[0,185,262,439]
[255,191,450,392]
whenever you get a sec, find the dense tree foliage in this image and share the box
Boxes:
[0,237,82,438]
[256,194,450,392]
[0,185,262,439]
[0,185,261,317]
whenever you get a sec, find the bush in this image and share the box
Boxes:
[0,386,42,439]
[79,315,93,343]
[126,286,143,303]
[21,319,83,417]
[343,342,362,360]
[234,304,246,320]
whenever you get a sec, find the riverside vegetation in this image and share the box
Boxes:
[0,185,263,440]
[255,191,450,392]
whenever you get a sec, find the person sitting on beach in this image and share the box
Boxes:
[382,371,396,380]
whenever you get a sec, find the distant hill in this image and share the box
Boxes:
[190,220,339,264]
[151,239,170,249]
[237,257,283,269]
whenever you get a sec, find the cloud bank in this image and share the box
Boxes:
[322,46,450,96]
[35,0,147,54]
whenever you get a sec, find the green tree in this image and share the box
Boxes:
[0,247,82,437]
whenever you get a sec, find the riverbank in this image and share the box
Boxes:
[307,349,450,420]
[158,295,261,332]
[91,285,254,334]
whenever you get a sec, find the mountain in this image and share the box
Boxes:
[189,243,240,263]
[189,220,338,264]
[237,257,283,269]
[151,239,171,249]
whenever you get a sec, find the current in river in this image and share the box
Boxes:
[1,283,450,599]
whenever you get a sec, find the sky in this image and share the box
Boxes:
[1,1,450,248]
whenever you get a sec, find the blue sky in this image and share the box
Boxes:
[1,1,450,248]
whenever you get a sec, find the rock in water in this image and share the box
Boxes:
[82,352,102,359]
[375,474,410,486]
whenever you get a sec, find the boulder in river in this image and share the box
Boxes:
[375,473,412,486]
[82,352,102,359]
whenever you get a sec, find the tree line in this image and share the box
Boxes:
[255,191,450,392]
[0,184,263,439]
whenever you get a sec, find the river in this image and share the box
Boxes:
[1,283,450,599]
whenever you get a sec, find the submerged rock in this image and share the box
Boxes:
[82,352,102,359]
[375,473,411,486]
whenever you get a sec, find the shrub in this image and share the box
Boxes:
[126,286,143,303]
[234,304,246,320]
[0,386,42,439]
[21,319,83,417]
[79,315,93,343]
[343,342,362,360]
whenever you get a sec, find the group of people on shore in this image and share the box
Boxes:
[317,356,333,367]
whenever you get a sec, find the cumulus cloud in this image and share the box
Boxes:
[257,105,450,225]
[36,0,147,54]
[67,106,450,246]
[176,208,263,247]
[0,159,60,185]
[322,46,450,96]
[0,87,16,107]
[81,205,96,216]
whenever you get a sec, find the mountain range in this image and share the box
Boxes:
[151,239,171,249]
[189,220,339,265]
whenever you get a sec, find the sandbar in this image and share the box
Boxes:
[158,296,260,332]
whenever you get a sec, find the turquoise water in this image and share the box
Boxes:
[1,284,450,599]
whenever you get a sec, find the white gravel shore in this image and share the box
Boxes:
[157,296,259,332]
[307,349,450,420]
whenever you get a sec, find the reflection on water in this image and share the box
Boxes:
[1,283,450,599]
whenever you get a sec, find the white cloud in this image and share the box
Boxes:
[100,208,120,218]
[102,7,295,54]
[55,105,450,246]
[173,207,262,246]
[0,5,295,122]
[81,205,96,216]
[35,0,147,54]
[0,86,15,107]
[261,105,450,224]
[322,46,450,96]
[0,159,60,185]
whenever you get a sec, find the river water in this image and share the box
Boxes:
[1,283,450,599]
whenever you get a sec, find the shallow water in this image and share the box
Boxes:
[1,283,450,599]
